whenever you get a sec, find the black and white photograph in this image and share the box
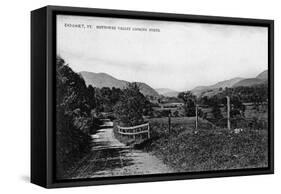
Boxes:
[55,14,270,180]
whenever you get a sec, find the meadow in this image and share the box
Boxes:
[132,117,268,172]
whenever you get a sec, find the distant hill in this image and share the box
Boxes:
[233,70,268,87]
[191,77,244,96]
[137,82,160,97]
[256,70,268,80]
[233,78,266,87]
[156,88,179,97]
[191,70,268,96]
[80,71,160,97]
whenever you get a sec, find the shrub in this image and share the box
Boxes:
[114,83,151,126]
[56,109,92,178]
[56,56,95,179]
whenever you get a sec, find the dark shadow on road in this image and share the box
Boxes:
[68,147,135,178]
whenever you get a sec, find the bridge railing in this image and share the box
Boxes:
[117,123,150,139]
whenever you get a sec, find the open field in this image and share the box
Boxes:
[115,116,268,172]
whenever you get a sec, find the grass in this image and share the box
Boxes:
[117,116,268,172]
[56,123,92,179]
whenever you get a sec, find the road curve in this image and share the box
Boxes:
[67,122,173,179]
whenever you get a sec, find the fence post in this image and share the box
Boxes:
[226,96,231,130]
[148,123,150,139]
[168,113,171,134]
[195,104,198,131]
[133,128,136,140]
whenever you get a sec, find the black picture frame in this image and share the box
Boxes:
[31,5,274,188]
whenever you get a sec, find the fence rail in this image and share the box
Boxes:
[117,123,150,139]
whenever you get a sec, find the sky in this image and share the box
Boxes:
[57,15,268,91]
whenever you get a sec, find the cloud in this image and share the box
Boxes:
[57,15,268,91]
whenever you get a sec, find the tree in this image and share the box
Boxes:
[178,91,196,116]
[56,56,93,178]
[86,85,97,112]
[99,87,113,112]
[113,83,150,126]
[230,95,245,118]
[205,95,223,121]
[212,105,223,120]
[57,57,90,116]
[173,110,179,117]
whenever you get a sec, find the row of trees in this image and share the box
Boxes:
[114,83,152,126]
[88,83,153,126]
[223,85,268,104]
[177,84,268,129]
[87,83,153,126]
[177,90,250,122]
[177,91,196,116]
[199,86,267,107]
[56,56,96,178]
[87,85,123,113]
[56,56,154,178]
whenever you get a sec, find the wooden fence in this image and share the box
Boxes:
[117,123,150,139]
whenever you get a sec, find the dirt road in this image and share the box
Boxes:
[68,121,173,179]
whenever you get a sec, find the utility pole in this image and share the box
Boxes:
[195,104,198,131]
[168,112,171,134]
[226,96,231,130]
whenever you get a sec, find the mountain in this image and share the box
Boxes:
[80,72,126,88]
[80,71,160,97]
[137,82,160,97]
[192,86,209,92]
[208,77,244,89]
[256,70,268,80]
[233,70,268,87]
[191,77,244,96]
[156,88,179,97]
[233,78,266,87]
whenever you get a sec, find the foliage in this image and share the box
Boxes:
[212,105,223,121]
[90,86,123,114]
[223,85,268,104]
[173,110,179,117]
[113,83,152,126]
[178,91,196,116]
[199,85,267,109]
[139,118,268,172]
[56,56,96,178]
[199,90,249,125]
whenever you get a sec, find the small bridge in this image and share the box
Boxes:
[117,123,150,140]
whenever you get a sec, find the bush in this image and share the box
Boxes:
[56,56,95,179]
[114,83,151,126]
[56,109,92,178]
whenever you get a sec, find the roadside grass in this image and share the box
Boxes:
[116,116,268,172]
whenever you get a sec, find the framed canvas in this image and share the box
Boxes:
[31,5,274,188]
